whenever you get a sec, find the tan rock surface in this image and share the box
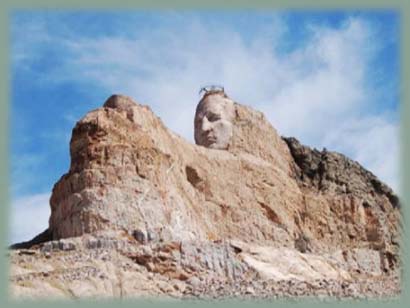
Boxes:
[9,93,401,300]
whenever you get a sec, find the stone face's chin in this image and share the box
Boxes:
[207,141,225,150]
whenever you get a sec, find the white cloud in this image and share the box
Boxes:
[323,115,399,191]
[10,193,51,244]
[11,13,399,194]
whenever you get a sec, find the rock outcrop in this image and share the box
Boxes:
[9,94,401,300]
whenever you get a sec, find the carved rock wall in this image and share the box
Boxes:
[48,95,400,269]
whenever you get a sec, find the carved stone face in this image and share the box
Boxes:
[194,94,235,150]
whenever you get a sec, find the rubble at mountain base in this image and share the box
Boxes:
[10,231,400,300]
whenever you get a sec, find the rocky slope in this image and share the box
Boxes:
[9,94,401,300]
[9,231,400,300]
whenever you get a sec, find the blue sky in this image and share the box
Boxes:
[10,10,400,243]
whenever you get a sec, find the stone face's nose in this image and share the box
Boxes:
[201,116,212,131]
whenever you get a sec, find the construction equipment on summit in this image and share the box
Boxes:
[199,85,225,96]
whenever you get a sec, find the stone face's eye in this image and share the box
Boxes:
[207,114,221,122]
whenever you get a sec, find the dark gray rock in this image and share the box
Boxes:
[282,136,399,208]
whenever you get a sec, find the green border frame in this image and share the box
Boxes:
[1,0,408,307]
